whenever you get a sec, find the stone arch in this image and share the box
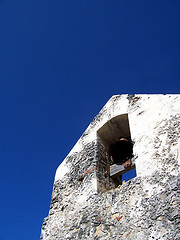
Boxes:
[97,114,136,191]
[97,114,132,151]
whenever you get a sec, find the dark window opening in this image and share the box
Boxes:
[97,114,136,188]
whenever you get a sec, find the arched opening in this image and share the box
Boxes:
[97,114,131,151]
[97,114,136,189]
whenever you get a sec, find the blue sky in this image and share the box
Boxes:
[0,1,180,239]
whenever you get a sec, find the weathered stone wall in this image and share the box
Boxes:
[96,135,113,192]
[41,172,180,240]
[41,94,180,240]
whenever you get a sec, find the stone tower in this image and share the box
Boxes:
[41,94,180,240]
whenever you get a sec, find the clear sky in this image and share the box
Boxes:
[0,1,180,239]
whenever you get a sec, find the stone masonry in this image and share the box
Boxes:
[41,94,180,240]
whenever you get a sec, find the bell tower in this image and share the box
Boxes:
[41,94,180,240]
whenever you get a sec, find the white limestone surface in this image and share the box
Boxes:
[42,94,180,240]
[55,94,180,182]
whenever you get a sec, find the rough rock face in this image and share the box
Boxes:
[41,94,180,240]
